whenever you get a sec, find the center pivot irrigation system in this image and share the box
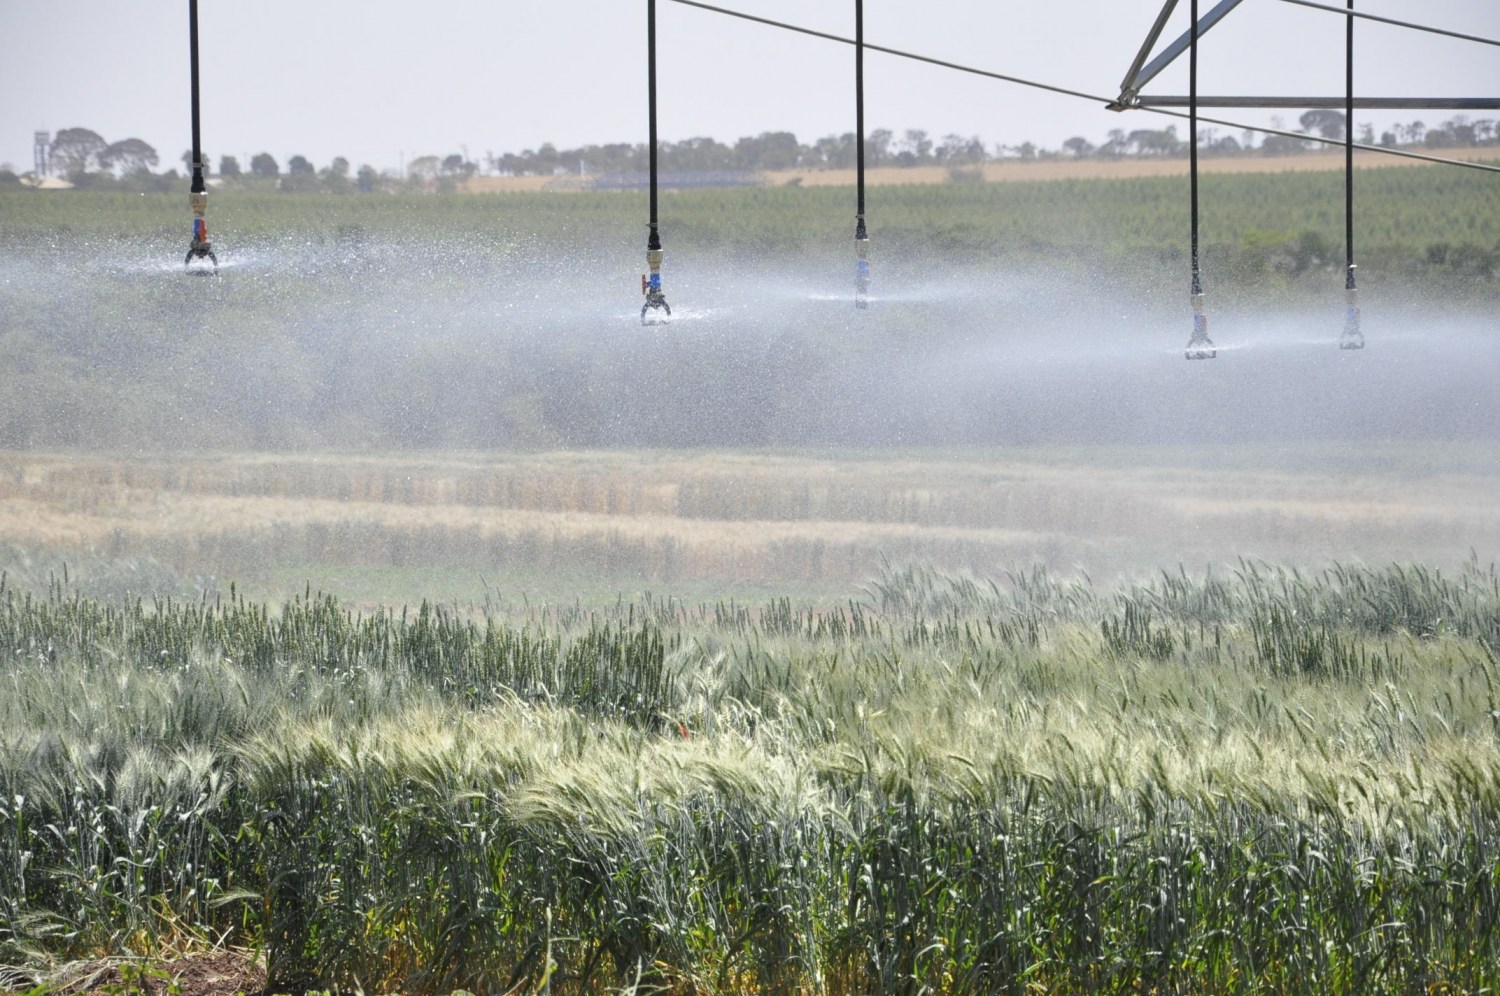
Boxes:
[181,0,1498,354]
[1110,0,1499,357]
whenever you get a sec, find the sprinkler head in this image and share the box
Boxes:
[185,243,218,275]
[1339,311,1365,350]
[186,188,217,274]
[641,254,670,325]
[1339,284,1364,350]
[855,237,870,309]
[641,295,671,325]
[1185,295,1215,360]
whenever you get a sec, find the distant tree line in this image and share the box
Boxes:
[4,114,1494,193]
[1074,112,1499,160]
[461,114,1499,177]
[0,127,384,194]
[5,127,176,191]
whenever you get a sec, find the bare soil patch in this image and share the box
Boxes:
[461,173,557,193]
[459,148,1500,193]
[765,149,1490,186]
[2,950,264,996]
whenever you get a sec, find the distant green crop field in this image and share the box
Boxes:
[4,163,1498,280]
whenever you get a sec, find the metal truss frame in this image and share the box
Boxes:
[1109,0,1500,112]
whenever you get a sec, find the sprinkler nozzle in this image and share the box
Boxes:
[1185,292,1216,360]
[1340,280,1364,350]
[855,236,870,309]
[185,188,217,274]
[642,247,670,325]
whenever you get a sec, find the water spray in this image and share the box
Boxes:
[1184,0,1215,360]
[1339,0,1365,351]
[641,0,671,325]
[853,0,870,309]
[184,0,217,275]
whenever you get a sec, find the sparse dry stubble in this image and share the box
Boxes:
[0,447,1494,597]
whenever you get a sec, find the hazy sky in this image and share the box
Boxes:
[2,0,1494,175]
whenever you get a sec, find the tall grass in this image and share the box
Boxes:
[3,558,1500,991]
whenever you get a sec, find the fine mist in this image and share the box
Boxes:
[2,227,1495,453]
